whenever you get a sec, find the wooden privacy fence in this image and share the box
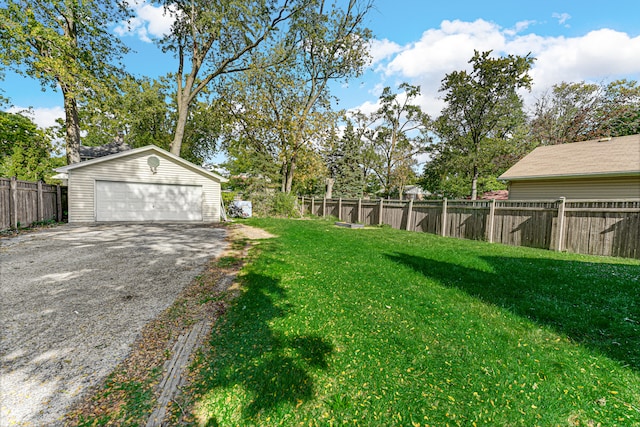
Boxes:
[299,196,640,259]
[0,177,67,230]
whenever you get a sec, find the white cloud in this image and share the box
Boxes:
[7,106,64,129]
[348,99,379,116]
[369,39,403,65]
[552,12,571,27]
[361,19,640,117]
[530,29,640,91]
[385,19,505,79]
[114,0,176,43]
[504,20,536,36]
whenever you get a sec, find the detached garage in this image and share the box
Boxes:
[55,145,227,223]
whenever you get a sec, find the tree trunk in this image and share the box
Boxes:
[325,178,334,199]
[470,164,479,200]
[281,164,287,193]
[284,155,296,194]
[62,86,81,164]
[171,96,190,156]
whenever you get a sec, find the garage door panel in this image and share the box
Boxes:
[96,181,203,221]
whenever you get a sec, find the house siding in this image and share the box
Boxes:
[508,176,640,200]
[67,150,221,222]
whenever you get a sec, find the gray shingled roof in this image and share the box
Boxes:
[79,140,132,159]
[499,134,640,181]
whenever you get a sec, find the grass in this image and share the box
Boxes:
[179,218,640,426]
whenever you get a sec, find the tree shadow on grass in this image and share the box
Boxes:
[386,252,640,371]
[193,271,333,425]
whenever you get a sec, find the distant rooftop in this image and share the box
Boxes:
[500,134,640,181]
[80,138,132,161]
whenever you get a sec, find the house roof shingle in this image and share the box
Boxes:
[79,139,132,159]
[499,134,640,181]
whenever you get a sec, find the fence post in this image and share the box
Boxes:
[441,198,448,237]
[322,197,327,217]
[37,180,44,221]
[311,198,315,216]
[338,198,342,221]
[406,198,413,231]
[56,185,63,222]
[487,199,496,243]
[556,197,566,251]
[10,176,18,228]
[357,198,362,223]
[378,198,384,225]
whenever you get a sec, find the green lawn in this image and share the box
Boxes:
[182,218,640,426]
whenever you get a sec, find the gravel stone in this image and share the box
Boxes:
[0,223,227,427]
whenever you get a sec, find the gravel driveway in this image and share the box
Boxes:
[0,223,227,426]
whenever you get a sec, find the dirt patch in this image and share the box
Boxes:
[229,223,277,240]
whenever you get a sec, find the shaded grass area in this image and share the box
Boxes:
[184,218,640,426]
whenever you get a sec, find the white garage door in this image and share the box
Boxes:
[96,181,203,221]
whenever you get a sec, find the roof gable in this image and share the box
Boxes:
[56,145,228,183]
[500,134,640,181]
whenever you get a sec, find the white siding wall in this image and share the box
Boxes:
[508,176,640,200]
[67,151,221,222]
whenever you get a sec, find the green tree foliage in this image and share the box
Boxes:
[80,77,173,149]
[362,83,430,198]
[326,121,364,198]
[600,80,640,136]
[530,79,640,145]
[221,0,372,193]
[427,50,534,200]
[0,0,131,164]
[79,75,224,164]
[156,0,300,157]
[0,111,54,181]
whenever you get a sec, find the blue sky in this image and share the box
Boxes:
[3,0,640,130]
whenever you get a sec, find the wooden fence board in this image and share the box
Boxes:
[302,197,639,259]
[340,200,359,223]
[411,205,440,234]
[358,202,377,226]
[0,179,10,230]
[0,177,66,230]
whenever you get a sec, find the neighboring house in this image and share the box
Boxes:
[403,185,430,200]
[499,134,640,200]
[55,145,228,223]
[480,190,509,200]
[79,138,132,161]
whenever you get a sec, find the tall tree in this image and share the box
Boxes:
[435,50,534,200]
[278,0,372,193]
[530,79,640,144]
[530,81,602,145]
[0,0,131,164]
[364,83,430,197]
[220,61,329,193]
[79,75,225,164]
[221,0,373,193]
[326,121,364,198]
[0,111,54,181]
[422,124,533,199]
[600,79,640,136]
[80,76,174,149]
[156,0,300,157]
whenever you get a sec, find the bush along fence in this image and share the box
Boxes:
[0,177,67,230]
[299,197,640,259]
